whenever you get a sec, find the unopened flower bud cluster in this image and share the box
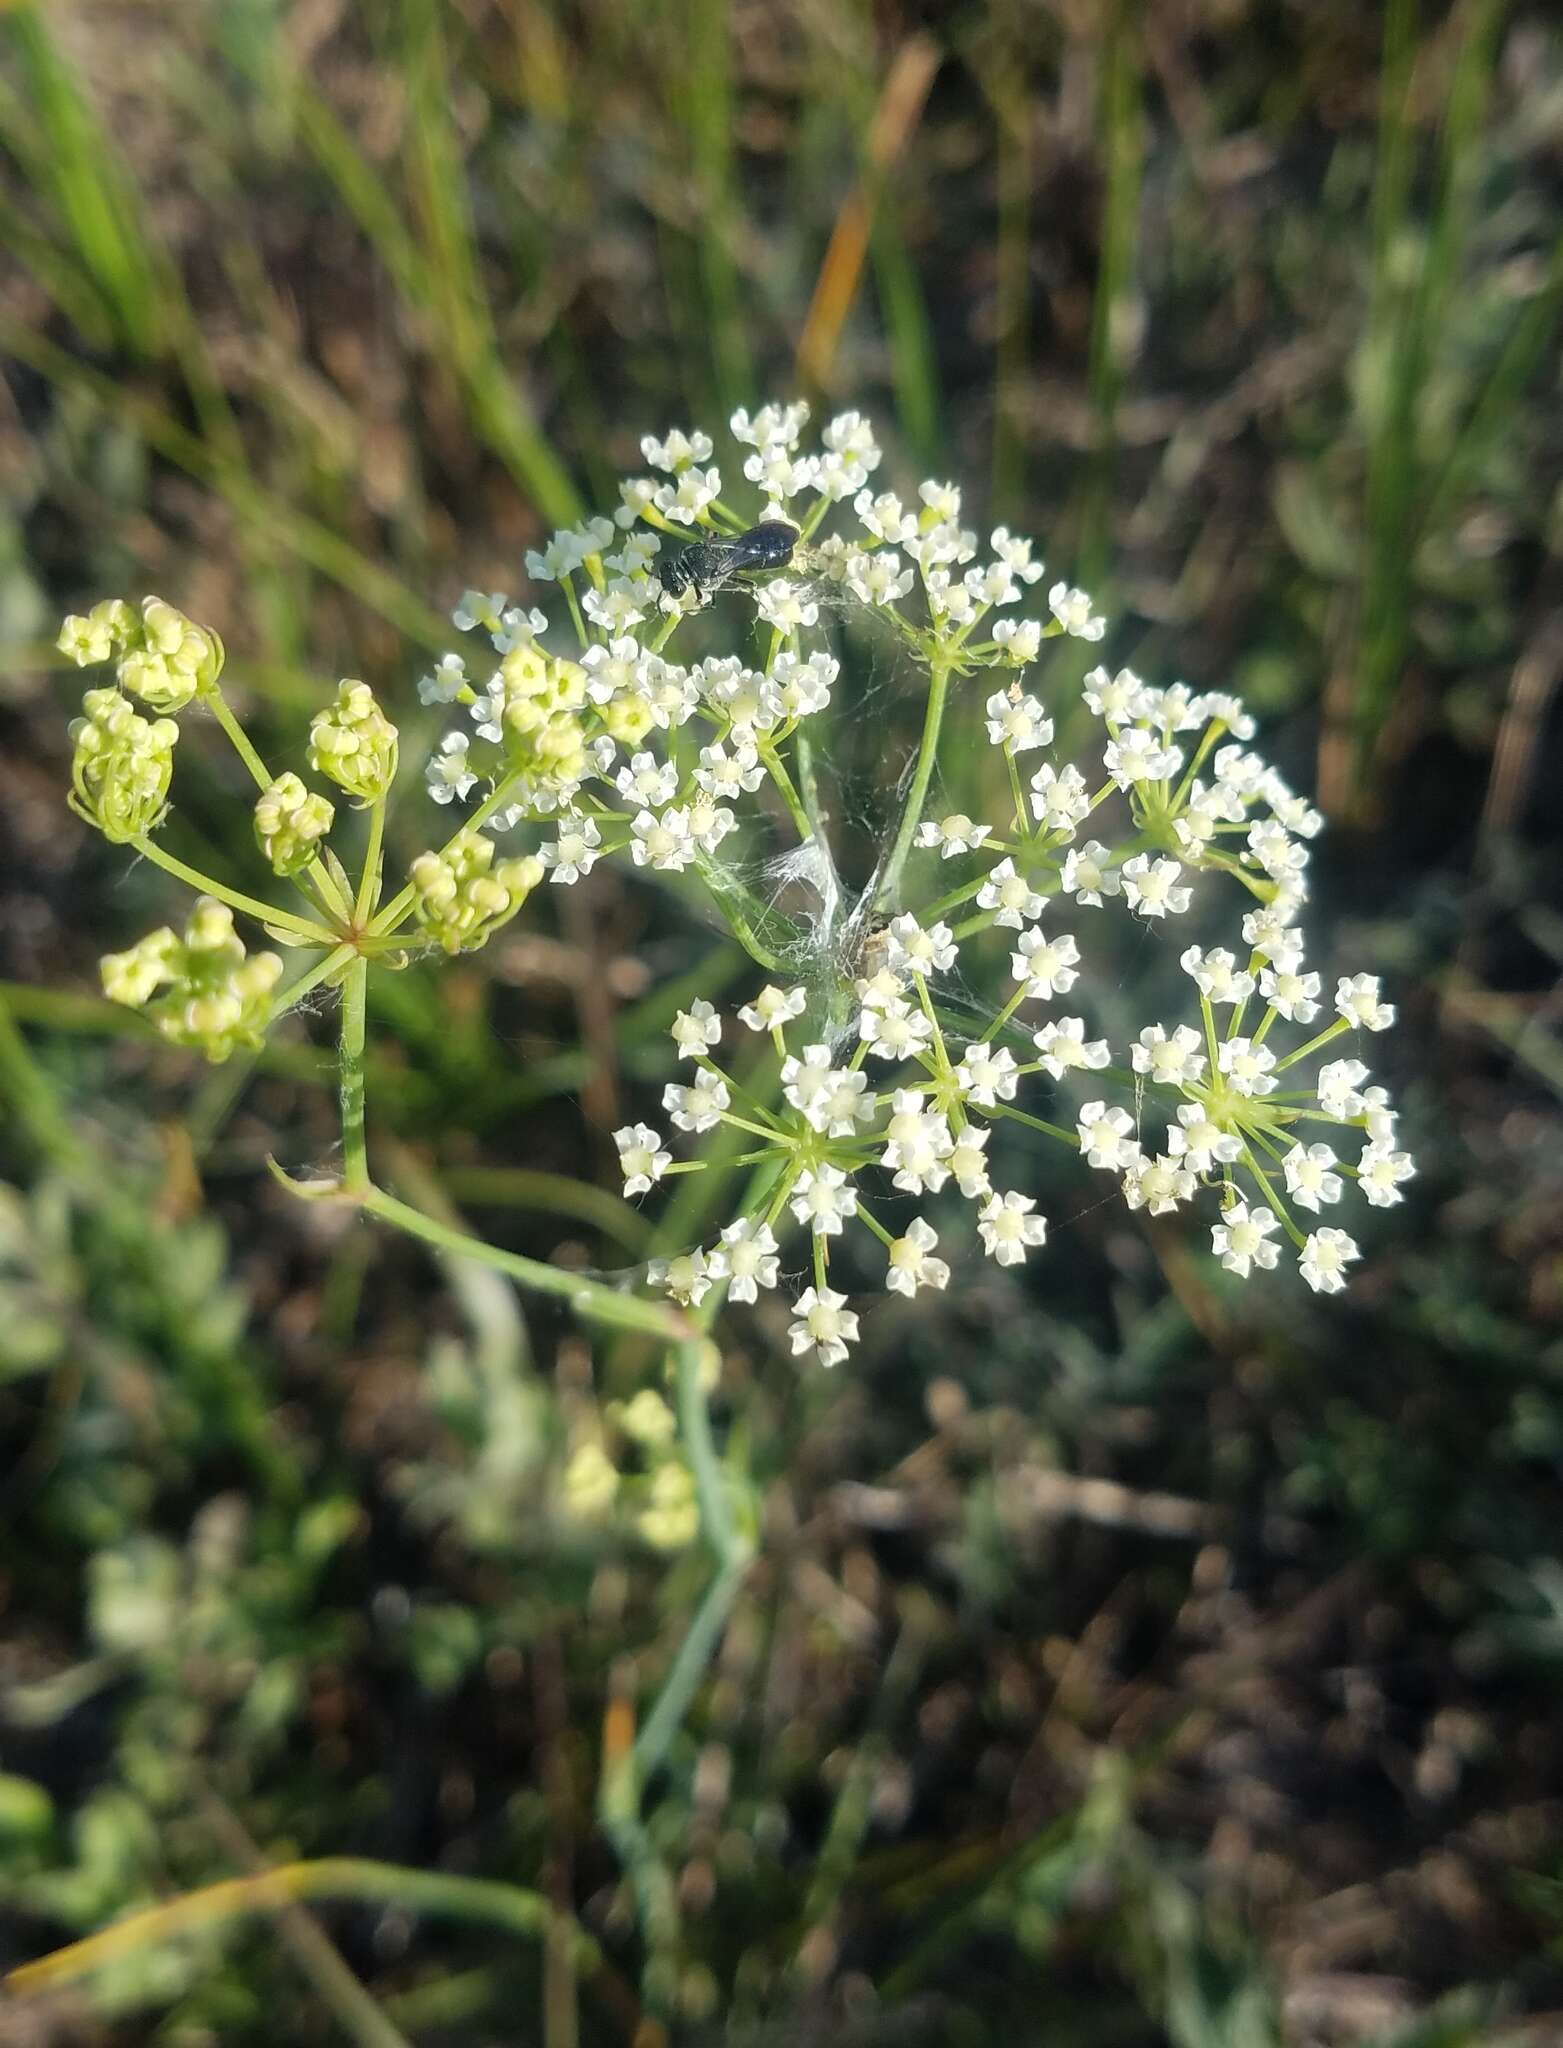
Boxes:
[100,897,283,1063]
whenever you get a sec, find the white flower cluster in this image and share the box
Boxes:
[420,404,1410,1366]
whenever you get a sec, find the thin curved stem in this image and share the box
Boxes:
[876,652,951,914]
[132,837,332,943]
[3,1858,598,2001]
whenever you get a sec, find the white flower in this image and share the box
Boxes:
[753,578,819,633]
[739,983,808,1033]
[1078,1101,1142,1172]
[1083,665,1150,723]
[615,750,679,808]
[953,1043,1019,1107]
[771,649,838,720]
[789,1165,858,1236]
[1120,855,1193,918]
[1217,1036,1278,1097]
[453,589,507,634]
[670,1000,722,1059]
[1316,1057,1370,1118]
[859,1002,933,1061]
[1180,946,1255,1006]
[1300,1227,1360,1295]
[1061,841,1121,905]
[882,1091,952,1195]
[1359,1142,1415,1208]
[695,741,764,798]
[1336,973,1396,1032]
[1360,1085,1398,1144]
[989,527,1045,584]
[1011,925,1081,1000]
[650,1248,714,1307]
[946,1122,992,1198]
[886,914,956,977]
[687,793,737,854]
[1281,1141,1343,1212]
[1259,963,1321,1023]
[1123,1154,1196,1215]
[916,813,992,858]
[1167,1103,1242,1173]
[918,479,962,522]
[583,582,650,633]
[1131,1024,1206,1087]
[1243,903,1303,964]
[419,654,467,706]
[992,617,1042,665]
[629,806,697,871]
[984,690,1053,753]
[1033,1016,1110,1080]
[1211,1201,1281,1278]
[780,1043,834,1115]
[1049,581,1106,641]
[730,401,809,451]
[641,427,715,472]
[615,1123,671,1196]
[708,1218,780,1302]
[977,857,1045,929]
[854,489,919,545]
[426,731,478,804]
[788,1285,859,1368]
[977,1190,1047,1266]
[801,1062,874,1138]
[653,465,722,522]
[886,1217,950,1297]
[663,1072,730,1133]
[1247,818,1308,882]
[1030,762,1092,832]
[540,815,603,885]
[847,551,915,606]
[964,559,1020,607]
[1104,726,1183,790]
[743,447,820,501]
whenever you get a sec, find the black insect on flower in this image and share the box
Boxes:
[658,520,798,605]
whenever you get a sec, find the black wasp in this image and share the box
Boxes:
[657,520,798,605]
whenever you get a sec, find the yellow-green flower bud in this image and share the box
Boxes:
[408,829,544,954]
[68,686,179,843]
[116,598,224,712]
[100,927,179,1009]
[562,1442,619,1520]
[600,692,656,746]
[254,773,335,878]
[637,1460,698,1551]
[57,598,135,668]
[308,680,399,805]
[109,898,283,1063]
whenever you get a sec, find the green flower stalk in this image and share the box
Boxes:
[407,830,544,955]
[308,679,399,804]
[254,772,336,878]
[67,686,179,843]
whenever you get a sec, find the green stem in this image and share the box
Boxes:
[353,1185,689,1342]
[338,955,370,1193]
[205,688,353,926]
[3,1859,598,2002]
[876,653,952,914]
[355,801,386,925]
[132,836,333,943]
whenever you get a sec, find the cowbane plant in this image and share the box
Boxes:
[54,408,1412,1989]
[60,409,1411,1347]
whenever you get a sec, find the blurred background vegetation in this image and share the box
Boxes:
[1,1,1562,2042]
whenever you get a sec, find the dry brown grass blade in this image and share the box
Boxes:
[794,34,942,393]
